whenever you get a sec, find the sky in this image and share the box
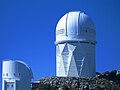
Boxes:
[0,0,120,88]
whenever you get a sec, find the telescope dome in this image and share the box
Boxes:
[56,11,96,44]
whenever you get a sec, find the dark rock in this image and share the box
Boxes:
[32,70,120,90]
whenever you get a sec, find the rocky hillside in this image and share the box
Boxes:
[32,70,120,90]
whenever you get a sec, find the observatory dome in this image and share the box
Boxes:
[2,60,33,79]
[56,11,96,44]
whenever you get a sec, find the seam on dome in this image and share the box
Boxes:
[66,13,69,36]
[78,12,80,36]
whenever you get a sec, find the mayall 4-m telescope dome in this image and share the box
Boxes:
[55,11,96,77]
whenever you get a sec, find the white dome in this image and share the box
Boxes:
[56,11,96,44]
[2,60,33,79]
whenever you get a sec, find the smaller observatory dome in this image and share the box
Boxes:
[56,11,96,44]
[2,60,33,79]
[2,60,33,90]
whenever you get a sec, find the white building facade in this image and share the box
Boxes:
[2,60,33,90]
[56,11,96,77]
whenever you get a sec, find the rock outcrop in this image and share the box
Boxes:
[32,70,120,90]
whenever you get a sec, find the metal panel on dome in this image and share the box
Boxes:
[67,12,79,36]
[56,14,67,36]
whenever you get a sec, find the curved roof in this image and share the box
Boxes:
[17,60,33,78]
[2,60,33,79]
[56,11,96,44]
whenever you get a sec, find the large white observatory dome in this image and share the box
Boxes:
[56,11,96,77]
[56,11,96,44]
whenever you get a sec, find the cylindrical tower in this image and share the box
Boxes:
[2,60,33,90]
[55,11,96,77]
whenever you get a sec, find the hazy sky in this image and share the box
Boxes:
[0,0,120,88]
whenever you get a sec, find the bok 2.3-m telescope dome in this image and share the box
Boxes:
[55,11,96,77]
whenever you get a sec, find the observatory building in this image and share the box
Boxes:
[55,11,96,77]
[2,60,33,90]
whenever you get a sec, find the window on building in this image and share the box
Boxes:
[3,74,5,76]
[6,73,8,76]
[13,73,15,76]
[7,84,9,87]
